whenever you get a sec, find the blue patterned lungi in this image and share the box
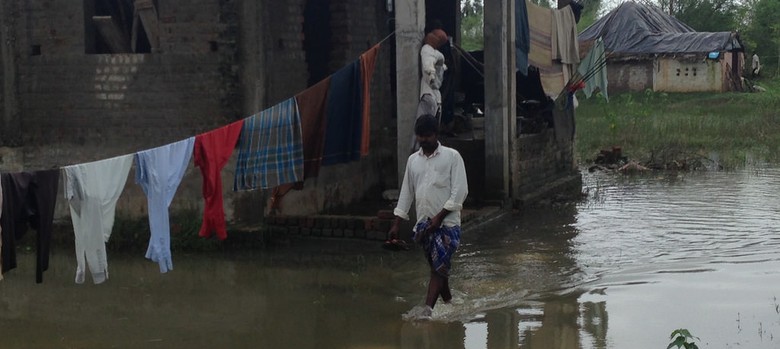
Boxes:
[414,219,461,277]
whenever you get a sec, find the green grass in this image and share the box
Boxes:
[575,77,780,168]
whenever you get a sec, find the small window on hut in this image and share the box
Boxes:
[84,0,159,54]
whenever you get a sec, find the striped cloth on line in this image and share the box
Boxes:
[234,98,304,191]
[527,0,565,96]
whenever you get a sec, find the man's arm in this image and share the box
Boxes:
[425,208,452,237]
[420,46,438,87]
[444,151,469,213]
[389,158,414,239]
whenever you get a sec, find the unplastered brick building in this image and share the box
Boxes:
[0,0,395,223]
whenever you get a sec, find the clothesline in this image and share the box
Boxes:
[53,30,397,172]
[1,32,392,285]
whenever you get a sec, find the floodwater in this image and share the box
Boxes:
[3,167,780,348]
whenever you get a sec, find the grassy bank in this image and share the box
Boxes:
[575,77,780,168]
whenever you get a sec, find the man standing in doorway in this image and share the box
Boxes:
[418,29,449,119]
[390,114,469,318]
[752,52,761,78]
[411,29,450,154]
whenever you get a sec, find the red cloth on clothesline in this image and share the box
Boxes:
[194,120,244,240]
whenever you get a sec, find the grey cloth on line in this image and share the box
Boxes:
[577,37,608,101]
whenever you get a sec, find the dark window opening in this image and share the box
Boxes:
[303,0,332,87]
[31,45,41,56]
[84,0,158,54]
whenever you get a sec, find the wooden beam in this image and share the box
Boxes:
[134,0,160,51]
[93,15,131,53]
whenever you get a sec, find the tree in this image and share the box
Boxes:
[530,0,554,7]
[458,0,558,52]
[743,0,780,74]
[657,0,740,32]
[460,0,484,51]
[577,0,603,33]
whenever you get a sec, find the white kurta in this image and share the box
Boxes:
[419,44,447,104]
[752,54,761,73]
[64,154,133,284]
[394,143,468,228]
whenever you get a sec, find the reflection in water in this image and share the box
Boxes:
[4,167,780,348]
[580,301,608,349]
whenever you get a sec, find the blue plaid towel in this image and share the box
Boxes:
[414,219,461,277]
[234,98,304,190]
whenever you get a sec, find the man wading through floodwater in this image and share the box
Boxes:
[389,114,469,318]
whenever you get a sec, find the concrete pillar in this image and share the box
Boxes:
[394,0,425,182]
[0,1,20,146]
[239,0,266,115]
[507,0,519,201]
[483,0,513,200]
[507,0,517,166]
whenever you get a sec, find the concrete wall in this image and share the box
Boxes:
[606,60,653,93]
[0,0,396,224]
[607,56,731,93]
[511,129,580,206]
[653,57,723,93]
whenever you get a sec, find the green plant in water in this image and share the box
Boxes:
[596,93,619,145]
[667,329,699,349]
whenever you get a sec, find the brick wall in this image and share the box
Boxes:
[1,0,397,224]
[14,0,238,150]
[19,54,225,150]
[512,128,580,206]
[21,0,84,56]
[263,0,308,106]
[0,0,21,146]
[256,0,397,216]
[2,0,241,222]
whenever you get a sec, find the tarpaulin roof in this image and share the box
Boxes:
[579,1,743,54]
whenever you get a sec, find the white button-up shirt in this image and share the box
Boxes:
[394,143,468,227]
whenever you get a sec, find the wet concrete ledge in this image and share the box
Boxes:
[257,205,507,244]
[30,204,509,253]
[31,205,507,255]
[513,172,583,208]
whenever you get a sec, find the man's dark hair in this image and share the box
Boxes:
[415,114,439,136]
[425,19,444,34]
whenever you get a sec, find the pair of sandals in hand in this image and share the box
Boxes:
[383,237,410,251]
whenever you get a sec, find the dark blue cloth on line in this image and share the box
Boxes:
[1,169,60,283]
[322,60,363,166]
[516,0,530,76]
